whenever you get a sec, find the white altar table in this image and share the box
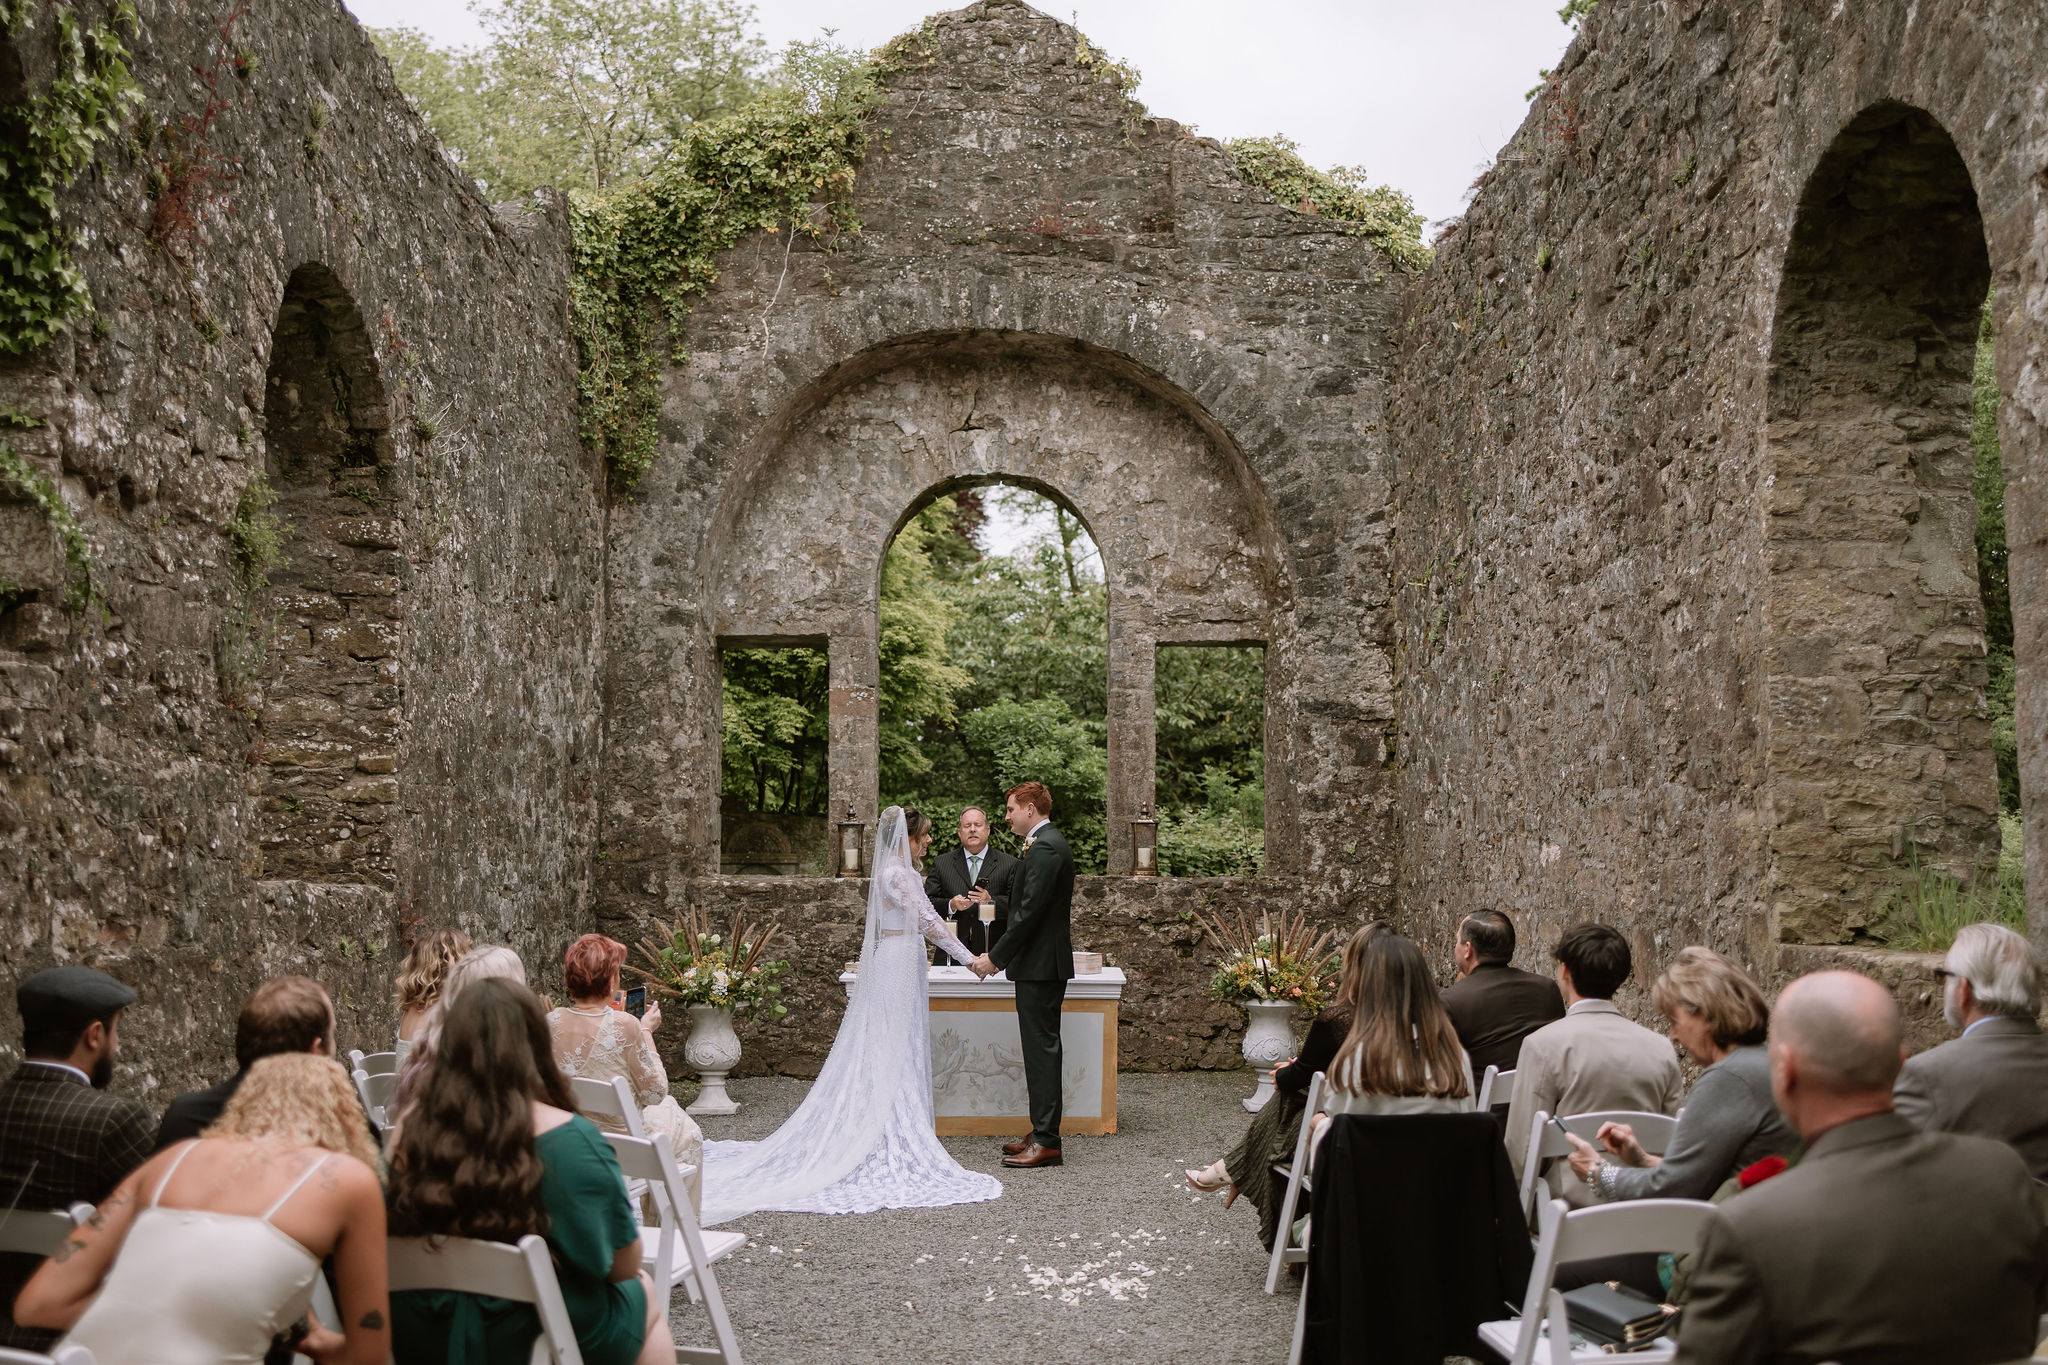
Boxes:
[838,965,1125,1136]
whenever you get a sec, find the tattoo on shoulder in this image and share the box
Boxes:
[51,1238,86,1263]
[358,1310,384,1331]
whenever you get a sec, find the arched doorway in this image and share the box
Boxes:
[1764,103,1998,944]
[254,264,405,887]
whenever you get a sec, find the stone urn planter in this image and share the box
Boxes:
[1238,999,1299,1112]
[683,1004,743,1116]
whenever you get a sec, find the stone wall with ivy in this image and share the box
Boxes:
[592,0,1418,1071]
[0,0,604,1095]
[1389,0,2048,1025]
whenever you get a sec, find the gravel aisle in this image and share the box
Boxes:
[665,1071,1300,1364]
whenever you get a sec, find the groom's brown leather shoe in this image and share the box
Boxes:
[1003,1142,1063,1168]
[1001,1138,1031,1156]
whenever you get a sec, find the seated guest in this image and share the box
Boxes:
[1183,921,1385,1249]
[0,967,153,1351]
[16,1053,390,1365]
[925,806,1018,962]
[1565,947,1796,1201]
[549,933,704,1211]
[1504,923,1681,1200]
[394,925,473,1058]
[388,978,674,1365]
[156,975,336,1149]
[1675,970,2048,1365]
[390,943,527,1119]
[1323,932,1475,1121]
[1439,908,1565,1080]
[1894,921,2048,1177]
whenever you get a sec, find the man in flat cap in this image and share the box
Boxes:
[0,966,153,1350]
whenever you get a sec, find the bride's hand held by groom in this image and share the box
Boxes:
[968,953,996,980]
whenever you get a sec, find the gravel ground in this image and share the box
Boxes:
[664,1070,1301,1365]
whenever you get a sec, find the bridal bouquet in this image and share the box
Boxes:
[630,907,791,1018]
[1197,906,1335,1016]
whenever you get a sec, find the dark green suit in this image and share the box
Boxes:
[988,821,1075,1145]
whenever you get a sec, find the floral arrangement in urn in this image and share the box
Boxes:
[630,906,790,1018]
[1197,906,1335,1018]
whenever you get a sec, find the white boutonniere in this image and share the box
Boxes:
[1023,835,1036,852]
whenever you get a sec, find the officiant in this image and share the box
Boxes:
[925,806,1017,962]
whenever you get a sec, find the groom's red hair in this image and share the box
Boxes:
[1005,781,1053,817]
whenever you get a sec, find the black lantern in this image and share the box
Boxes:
[1131,802,1159,876]
[837,806,865,878]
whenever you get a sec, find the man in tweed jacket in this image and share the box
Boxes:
[0,967,153,1350]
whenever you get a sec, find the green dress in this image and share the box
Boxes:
[392,1114,649,1365]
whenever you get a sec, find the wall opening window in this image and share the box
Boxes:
[877,483,1109,874]
[719,642,830,875]
[1155,644,1265,876]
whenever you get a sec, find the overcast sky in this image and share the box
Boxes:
[338,0,1578,228]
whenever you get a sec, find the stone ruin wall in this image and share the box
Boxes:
[597,1,1409,1074]
[1390,0,2048,1041]
[0,0,604,1096]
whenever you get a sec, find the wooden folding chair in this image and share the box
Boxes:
[1518,1109,1680,1226]
[388,1234,582,1365]
[602,1132,745,1364]
[352,1068,396,1129]
[347,1049,398,1077]
[1263,1070,1325,1294]
[0,1203,92,1258]
[1478,1196,1714,1363]
[1476,1065,1515,1113]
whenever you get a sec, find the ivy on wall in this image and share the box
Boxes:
[0,1,141,354]
[1224,135,1431,271]
[0,433,100,612]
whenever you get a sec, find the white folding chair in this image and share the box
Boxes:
[602,1132,745,1360]
[347,1049,398,1077]
[1478,1196,1714,1364]
[570,1075,649,1139]
[353,1068,396,1129]
[1263,1070,1325,1294]
[387,1234,582,1365]
[0,1203,92,1257]
[1518,1110,1680,1226]
[1477,1065,1515,1112]
[0,1346,98,1364]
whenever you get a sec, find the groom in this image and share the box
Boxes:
[970,780,1075,1169]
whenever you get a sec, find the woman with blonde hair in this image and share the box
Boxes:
[394,925,473,1057]
[1184,920,1390,1250]
[17,1053,389,1365]
[1565,945,1796,1201]
[391,944,528,1122]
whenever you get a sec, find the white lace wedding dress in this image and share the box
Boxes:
[697,808,1004,1226]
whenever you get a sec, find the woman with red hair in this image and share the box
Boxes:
[547,933,703,1212]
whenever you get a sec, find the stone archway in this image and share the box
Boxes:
[1763,103,1996,944]
[700,332,1292,876]
[256,263,406,887]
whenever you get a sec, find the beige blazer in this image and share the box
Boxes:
[1502,999,1683,1195]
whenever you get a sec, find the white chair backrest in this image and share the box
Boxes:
[387,1234,583,1365]
[603,1131,744,1365]
[1502,1197,1715,1365]
[349,1050,398,1077]
[1518,1109,1680,1222]
[1477,1066,1514,1112]
[0,1203,90,1258]
[0,1345,99,1365]
[1263,1070,1326,1295]
[569,1075,647,1140]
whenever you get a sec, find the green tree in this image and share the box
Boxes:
[1155,645,1265,811]
[1974,298,2018,814]
[720,647,827,814]
[960,697,1108,873]
[878,500,971,796]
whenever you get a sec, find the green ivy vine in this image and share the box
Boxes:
[0,431,100,612]
[0,0,142,354]
[1223,135,1431,271]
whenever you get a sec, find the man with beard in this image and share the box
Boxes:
[0,966,154,1350]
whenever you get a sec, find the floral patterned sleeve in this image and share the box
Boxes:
[619,1011,670,1108]
[893,865,975,965]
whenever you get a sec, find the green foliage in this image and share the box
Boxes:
[0,2,142,353]
[630,908,789,1017]
[225,470,288,590]
[1224,135,1430,271]
[1973,298,2018,813]
[720,646,828,815]
[0,433,99,612]
[1159,805,1264,877]
[1874,814,2025,952]
[1198,907,1334,1012]
[878,500,972,795]
[960,697,1108,874]
[1155,645,1264,810]
[218,470,286,711]
[1559,0,1598,27]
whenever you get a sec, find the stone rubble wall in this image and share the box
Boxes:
[0,0,603,1098]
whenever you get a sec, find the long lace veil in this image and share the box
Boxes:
[697,807,931,1224]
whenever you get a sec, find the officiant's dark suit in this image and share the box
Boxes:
[988,820,1075,1154]
[925,842,1018,961]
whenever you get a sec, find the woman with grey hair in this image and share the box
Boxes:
[1895,922,2048,1178]
[1564,946,1798,1201]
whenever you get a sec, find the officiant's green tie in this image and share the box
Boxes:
[967,853,982,885]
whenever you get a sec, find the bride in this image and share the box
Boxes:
[698,805,1004,1225]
